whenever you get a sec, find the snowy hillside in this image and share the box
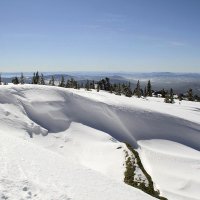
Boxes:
[0,85,200,200]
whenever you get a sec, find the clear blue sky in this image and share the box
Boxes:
[0,0,200,72]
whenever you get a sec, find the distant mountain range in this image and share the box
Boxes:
[1,72,200,95]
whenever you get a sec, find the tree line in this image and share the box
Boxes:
[0,72,199,103]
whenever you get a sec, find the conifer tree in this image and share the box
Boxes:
[74,80,78,89]
[164,91,170,103]
[115,83,121,95]
[40,73,45,85]
[31,71,40,84]
[98,78,105,90]
[97,84,100,92]
[178,94,183,101]
[65,78,76,88]
[20,73,25,84]
[12,77,19,84]
[109,85,113,93]
[35,71,40,84]
[59,75,65,87]
[65,79,70,88]
[85,80,90,91]
[91,80,95,89]
[105,77,111,91]
[164,89,174,103]
[135,80,141,98]
[124,86,132,97]
[70,78,74,88]
[147,80,152,96]
[161,89,166,98]
[49,76,55,86]
[123,82,132,97]
[187,88,194,101]
[169,88,174,103]
[144,86,147,97]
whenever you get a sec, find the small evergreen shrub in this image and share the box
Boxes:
[124,143,167,200]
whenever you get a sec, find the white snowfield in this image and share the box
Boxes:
[0,85,200,200]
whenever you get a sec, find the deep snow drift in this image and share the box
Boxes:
[0,85,200,200]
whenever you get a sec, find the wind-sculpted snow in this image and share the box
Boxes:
[138,140,200,200]
[4,85,199,150]
[0,85,200,200]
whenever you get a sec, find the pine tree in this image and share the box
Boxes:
[97,84,100,92]
[35,71,40,84]
[123,82,132,97]
[97,78,111,91]
[0,73,2,85]
[124,86,132,97]
[135,80,141,98]
[164,89,174,103]
[59,75,65,87]
[164,91,170,103]
[161,89,166,98]
[65,78,76,88]
[178,94,183,101]
[40,73,45,85]
[105,77,111,91]
[169,88,174,103]
[49,76,55,86]
[12,77,19,84]
[147,80,152,96]
[85,80,90,91]
[98,80,103,90]
[70,78,75,88]
[65,79,70,88]
[144,86,147,97]
[90,82,93,90]
[32,73,36,84]
[74,81,78,89]
[31,71,40,84]
[187,88,194,101]
[20,73,25,84]
[115,83,121,95]
[91,80,95,89]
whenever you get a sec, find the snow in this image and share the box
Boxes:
[32,122,127,182]
[0,131,155,200]
[138,140,200,200]
[0,84,200,200]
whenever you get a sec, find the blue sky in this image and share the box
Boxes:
[0,0,200,72]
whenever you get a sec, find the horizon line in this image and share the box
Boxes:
[1,71,200,74]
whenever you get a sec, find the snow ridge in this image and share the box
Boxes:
[0,85,200,200]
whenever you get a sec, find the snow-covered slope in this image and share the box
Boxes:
[138,140,200,200]
[0,130,156,200]
[0,85,200,200]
